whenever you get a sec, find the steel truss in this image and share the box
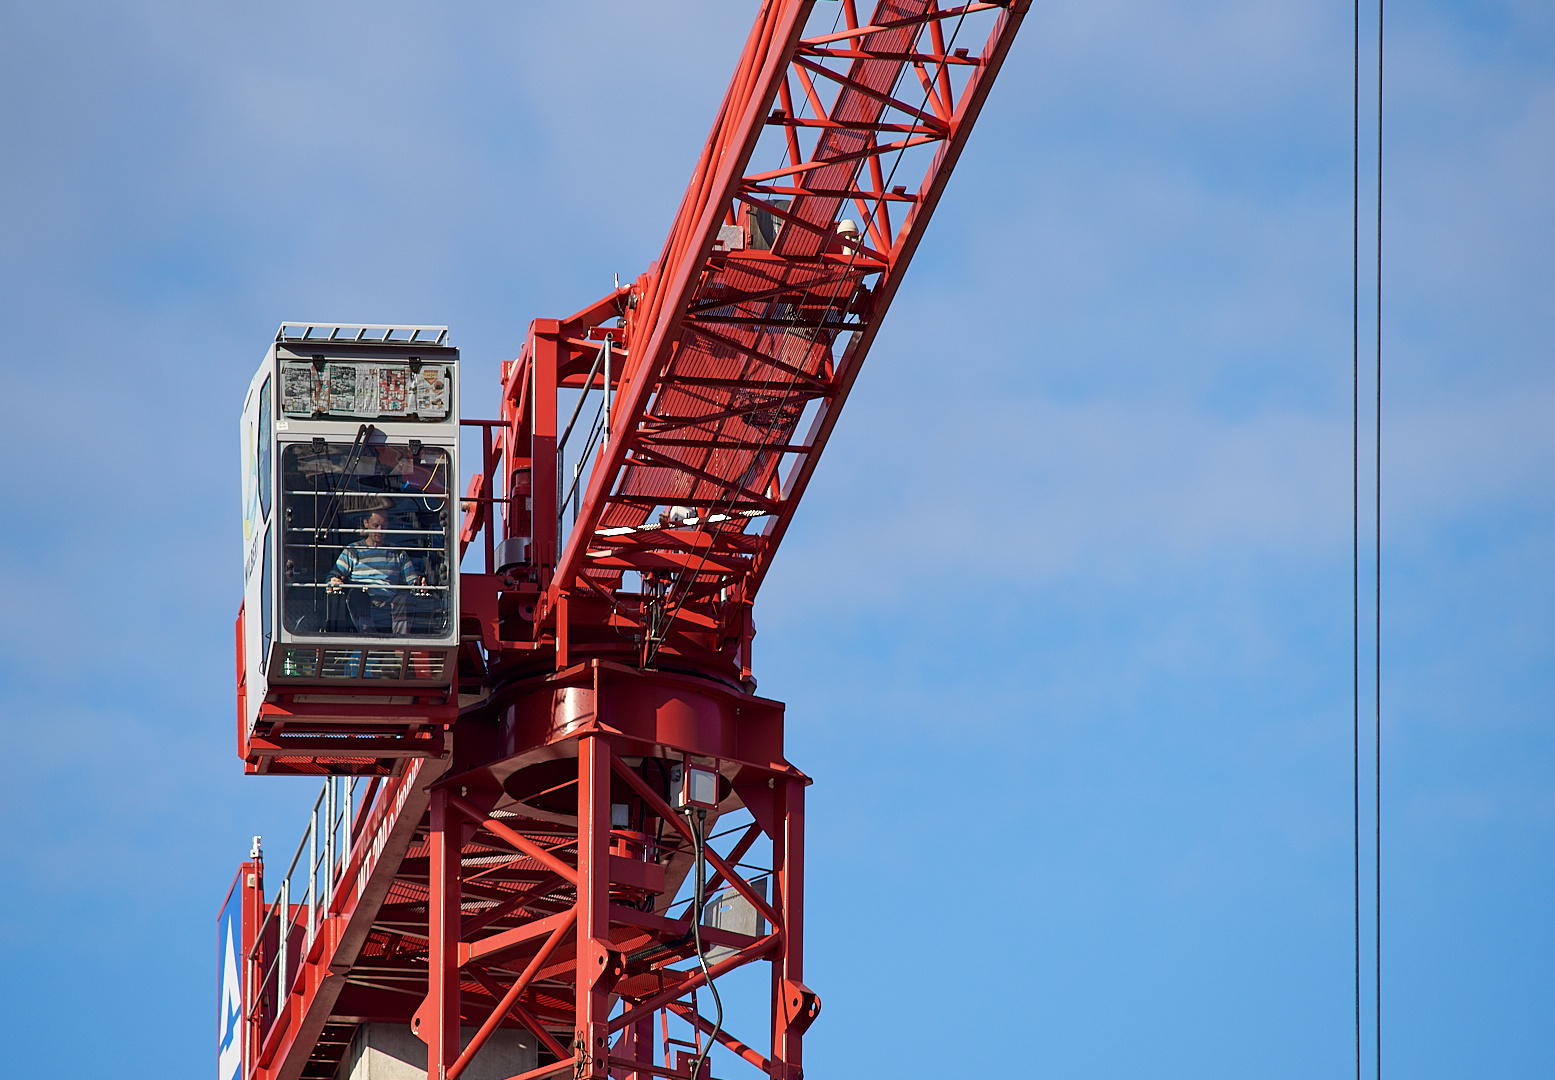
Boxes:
[231,3,1029,1077]
[241,663,814,1080]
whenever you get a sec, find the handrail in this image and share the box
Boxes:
[277,322,450,346]
[457,419,509,571]
[458,418,513,571]
[245,774,371,1043]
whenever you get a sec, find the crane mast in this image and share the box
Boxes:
[221,4,1029,1080]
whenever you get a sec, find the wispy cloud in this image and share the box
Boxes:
[0,2,1550,1077]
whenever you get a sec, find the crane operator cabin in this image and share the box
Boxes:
[239,325,461,745]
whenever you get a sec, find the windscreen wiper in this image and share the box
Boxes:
[316,423,375,541]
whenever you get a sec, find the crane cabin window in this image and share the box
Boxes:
[257,377,273,520]
[280,359,452,421]
[279,441,453,643]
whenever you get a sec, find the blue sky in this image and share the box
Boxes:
[1,2,1550,1077]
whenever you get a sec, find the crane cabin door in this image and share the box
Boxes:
[240,325,460,741]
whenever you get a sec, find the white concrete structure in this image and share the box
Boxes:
[338,1024,537,1080]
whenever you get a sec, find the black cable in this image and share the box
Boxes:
[687,807,721,1080]
[1351,0,1362,1075]
[1353,6,1385,1074]
[1374,3,1385,1076]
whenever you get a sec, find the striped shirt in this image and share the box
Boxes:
[332,543,422,600]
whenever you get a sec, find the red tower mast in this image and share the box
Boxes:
[225,5,1029,1080]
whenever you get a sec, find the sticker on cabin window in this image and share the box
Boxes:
[327,364,359,412]
[282,364,319,415]
[414,367,448,416]
[380,367,409,413]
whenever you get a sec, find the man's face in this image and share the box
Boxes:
[364,514,387,546]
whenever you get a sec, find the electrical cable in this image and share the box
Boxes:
[686,806,722,1080]
[420,456,443,493]
[1351,0,1362,1075]
[1374,3,1385,1076]
[1353,5,1384,1075]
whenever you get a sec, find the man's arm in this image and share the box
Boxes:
[330,547,356,588]
[396,550,424,586]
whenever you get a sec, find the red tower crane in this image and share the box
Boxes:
[220,4,1030,1080]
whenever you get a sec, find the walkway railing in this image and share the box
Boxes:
[246,774,377,1042]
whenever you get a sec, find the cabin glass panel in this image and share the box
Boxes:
[257,377,273,519]
[259,526,273,669]
[279,441,453,640]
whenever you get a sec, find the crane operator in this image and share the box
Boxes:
[327,510,425,634]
